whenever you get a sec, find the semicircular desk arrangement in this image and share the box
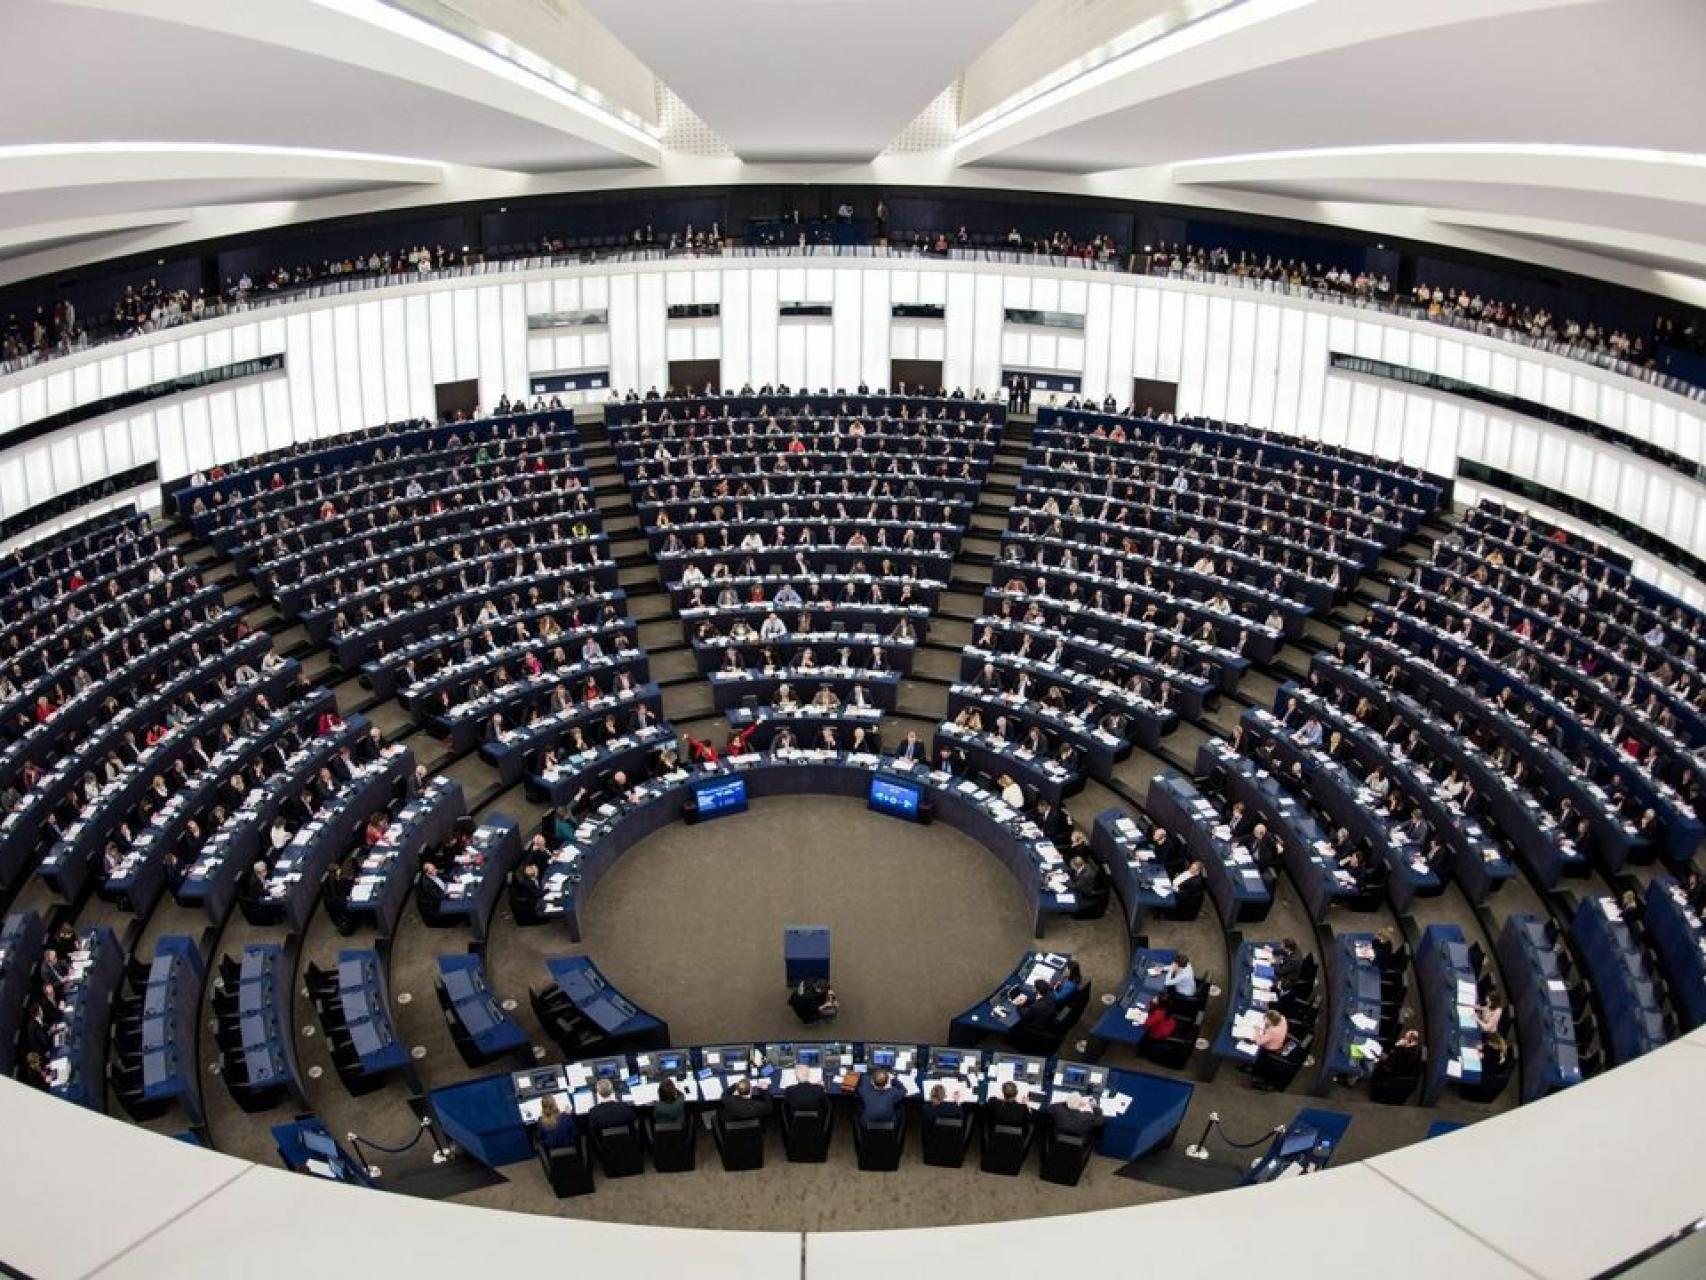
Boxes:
[1,386,1706,1280]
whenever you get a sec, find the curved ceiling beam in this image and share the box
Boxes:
[952,0,1584,167]
[0,142,444,195]
[57,0,663,167]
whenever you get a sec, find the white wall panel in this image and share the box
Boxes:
[1175,292,1209,414]
[357,301,387,426]
[475,285,506,408]
[381,298,410,420]
[1131,286,1160,382]
[1155,289,1184,382]
[777,320,807,389]
[1250,303,1280,428]
[606,272,641,392]
[1200,295,1234,418]
[1105,284,1136,403]
[860,270,890,390]
[971,274,1004,392]
[332,306,363,430]
[833,268,862,391]
[943,274,976,391]
[748,269,778,387]
[635,273,668,392]
[404,294,434,420]
[720,269,751,388]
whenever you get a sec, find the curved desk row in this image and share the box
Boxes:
[534,751,1080,942]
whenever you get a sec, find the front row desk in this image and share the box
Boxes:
[535,751,1082,942]
[428,1040,1195,1181]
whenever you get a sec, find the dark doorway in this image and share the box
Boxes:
[434,378,479,420]
[890,359,943,396]
[1132,377,1178,417]
[668,359,721,395]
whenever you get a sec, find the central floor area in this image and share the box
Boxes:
[499,795,1133,1053]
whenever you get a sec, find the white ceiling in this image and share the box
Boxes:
[577,0,1032,163]
[2,0,1706,308]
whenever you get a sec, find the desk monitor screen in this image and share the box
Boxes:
[695,776,749,819]
[868,775,922,820]
[1062,1066,1088,1087]
[594,1060,622,1080]
[798,1046,822,1067]
[1279,1126,1319,1159]
[658,1053,684,1074]
[933,1050,961,1070]
[871,1048,896,1068]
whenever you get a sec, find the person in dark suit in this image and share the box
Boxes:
[586,1078,637,1132]
[720,1078,772,1122]
[1048,1094,1102,1139]
[782,1065,828,1119]
[1013,978,1057,1031]
[511,863,545,921]
[416,860,449,914]
[986,1079,1032,1129]
[856,1067,906,1125]
[923,1082,963,1124]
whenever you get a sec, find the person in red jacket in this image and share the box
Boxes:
[1142,992,1178,1042]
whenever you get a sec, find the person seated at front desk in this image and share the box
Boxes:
[652,1077,687,1126]
[924,1082,963,1124]
[858,1066,906,1125]
[1011,979,1057,1031]
[1048,1092,1102,1140]
[537,1093,579,1152]
[587,1078,637,1131]
[987,1080,1032,1129]
[784,1065,828,1117]
[721,1078,772,1123]
[788,977,840,1025]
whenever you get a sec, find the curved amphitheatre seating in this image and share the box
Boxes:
[0,386,1703,1279]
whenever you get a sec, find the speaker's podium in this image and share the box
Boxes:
[784,926,831,985]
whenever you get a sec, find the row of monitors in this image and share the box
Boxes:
[693,773,922,822]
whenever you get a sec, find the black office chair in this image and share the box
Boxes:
[920,1110,975,1167]
[1071,867,1111,920]
[592,1119,646,1177]
[781,1101,833,1163]
[1368,1064,1421,1105]
[854,1113,906,1171]
[646,1112,697,1172]
[1252,1034,1310,1092]
[979,1117,1034,1175]
[1163,874,1207,921]
[536,1131,595,1197]
[1141,1017,1199,1070]
[714,1115,766,1170]
[1039,1124,1096,1186]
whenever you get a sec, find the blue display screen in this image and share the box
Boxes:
[868,775,922,820]
[695,776,749,818]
